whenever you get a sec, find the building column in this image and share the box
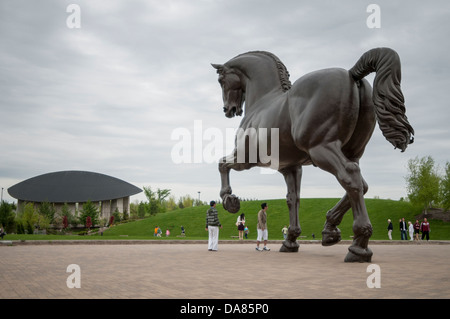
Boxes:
[123,196,130,215]
[102,200,111,219]
[111,199,118,214]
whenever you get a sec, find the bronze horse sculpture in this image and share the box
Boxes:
[211,48,414,262]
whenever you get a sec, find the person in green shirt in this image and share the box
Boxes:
[205,201,222,251]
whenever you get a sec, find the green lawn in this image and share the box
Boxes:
[5,198,449,241]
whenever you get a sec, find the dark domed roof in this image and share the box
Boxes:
[8,171,142,203]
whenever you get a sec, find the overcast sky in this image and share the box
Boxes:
[1,0,449,205]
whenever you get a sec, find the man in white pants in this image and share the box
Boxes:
[256,203,270,251]
[205,201,222,251]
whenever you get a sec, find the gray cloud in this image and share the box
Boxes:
[1,0,449,205]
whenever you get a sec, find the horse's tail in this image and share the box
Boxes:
[349,47,414,152]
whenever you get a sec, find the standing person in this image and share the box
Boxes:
[281,225,288,240]
[414,220,421,241]
[420,218,431,241]
[244,226,249,239]
[399,218,408,240]
[166,229,170,237]
[256,203,270,251]
[236,213,245,240]
[387,219,393,240]
[408,221,414,241]
[154,226,158,237]
[205,201,222,251]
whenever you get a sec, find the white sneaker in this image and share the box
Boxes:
[263,246,270,251]
[255,247,263,251]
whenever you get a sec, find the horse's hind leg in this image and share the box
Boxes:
[279,166,302,252]
[322,174,368,246]
[321,196,349,246]
[309,142,373,262]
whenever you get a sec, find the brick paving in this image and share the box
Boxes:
[1,240,449,299]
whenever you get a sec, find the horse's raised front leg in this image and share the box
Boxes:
[219,150,256,214]
[309,143,373,262]
[279,166,302,252]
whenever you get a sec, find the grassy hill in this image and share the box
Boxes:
[101,198,450,241]
[5,198,448,241]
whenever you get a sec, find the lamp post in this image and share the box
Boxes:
[1,187,3,203]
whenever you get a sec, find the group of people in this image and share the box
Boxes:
[387,217,431,241]
[205,201,270,251]
[153,225,186,237]
[153,226,170,237]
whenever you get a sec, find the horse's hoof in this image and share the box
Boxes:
[279,241,299,252]
[344,246,373,263]
[223,194,240,214]
[321,227,341,246]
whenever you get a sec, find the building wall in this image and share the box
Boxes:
[17,196,131,225]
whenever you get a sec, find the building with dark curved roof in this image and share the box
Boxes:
[8,170,142,219]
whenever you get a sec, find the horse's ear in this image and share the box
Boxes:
[211,63,224,73]
[211,63,223,69]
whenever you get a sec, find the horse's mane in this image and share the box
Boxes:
[234,51,292,92]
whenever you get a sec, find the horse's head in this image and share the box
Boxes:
[211,63,244,118]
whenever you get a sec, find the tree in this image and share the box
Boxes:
[0,201,16,233]
[137,201,147,219]
[61,203,76,228]
[62,215,68,229]
[129,201,139,219]
[24,203,38,232]
[149,200,159,216]
[193,198,206,207]
[166,195,178,211]
[38,201,56,223]
[406,156,441,213]
[143,186,171,215]
[440,162,450,210]
[16,203,39,234]
[143,186,156,202]
[156,188,171,204]
[112,208,121,223]
[180,195,194,208]
[37,214,51,232]
[85,216,92,230]
[79,200,100,226]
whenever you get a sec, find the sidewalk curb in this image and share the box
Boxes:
[3,239,450,246]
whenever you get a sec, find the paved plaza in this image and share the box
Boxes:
[1,241,449,300]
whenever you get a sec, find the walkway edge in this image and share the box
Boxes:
[3,239,450,246]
